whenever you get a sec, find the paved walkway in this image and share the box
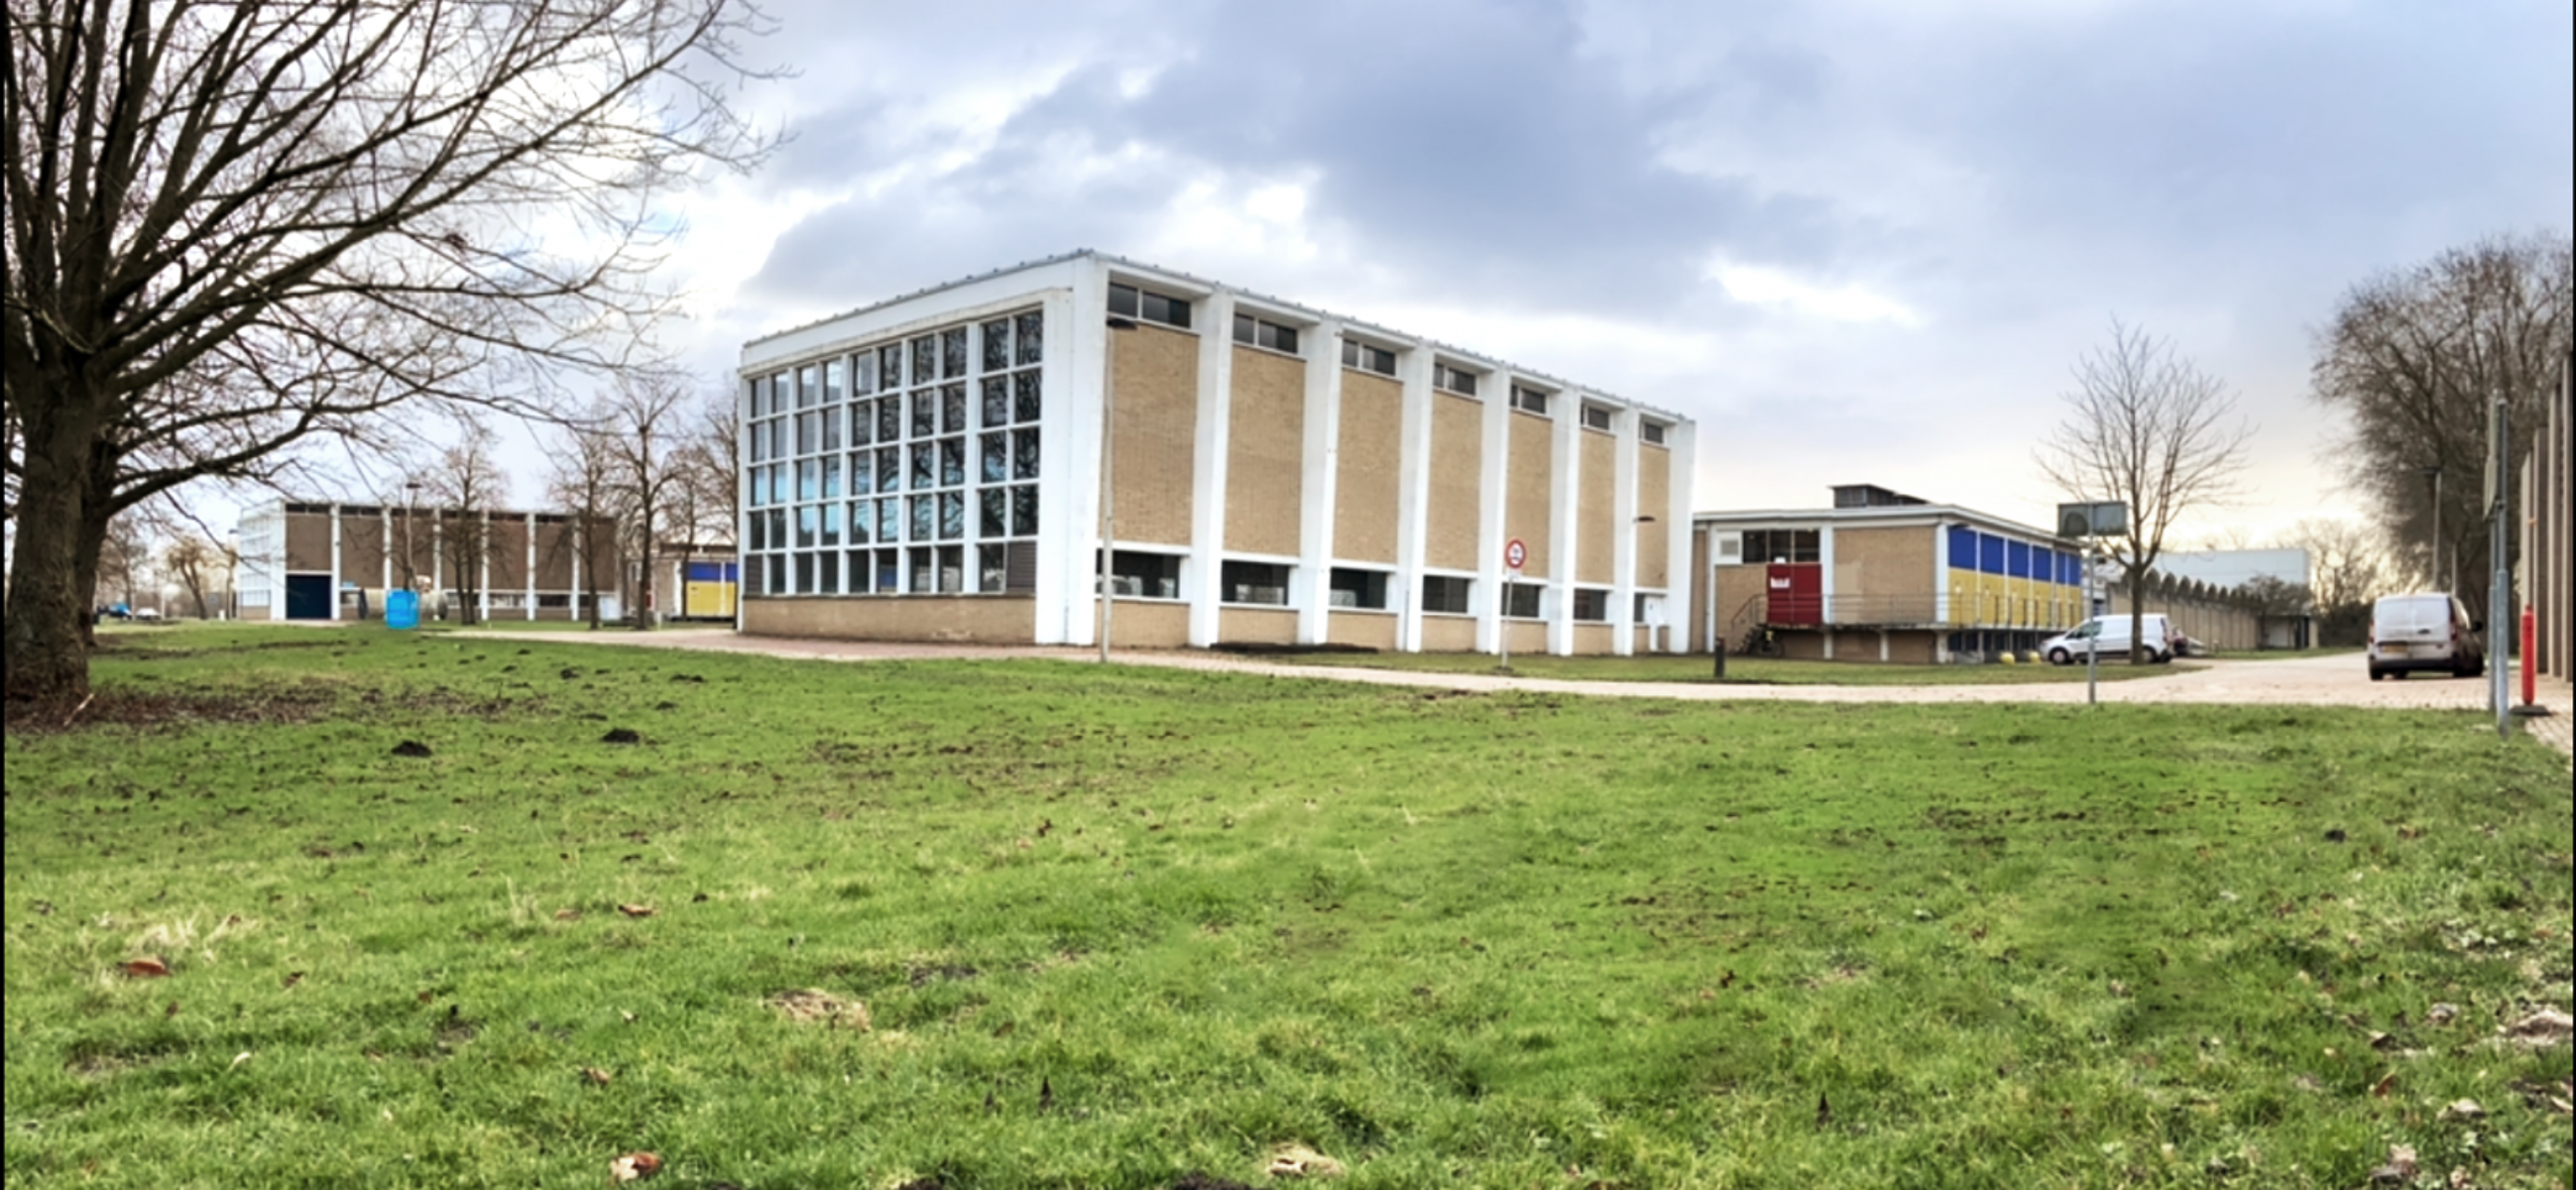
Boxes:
[458,629,2574,762]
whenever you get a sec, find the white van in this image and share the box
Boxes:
[2367,593,2484,680]
[2042,614,2175,665]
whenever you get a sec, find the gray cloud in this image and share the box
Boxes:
[709,0,2569,532]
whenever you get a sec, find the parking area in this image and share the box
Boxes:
[458,629,2573,762]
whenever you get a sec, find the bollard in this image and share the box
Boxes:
[2523,604,2538,708]
[1712,642,1727,680]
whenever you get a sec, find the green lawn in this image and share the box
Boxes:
[6,625,2568,1189]
[1266,650,2194,685]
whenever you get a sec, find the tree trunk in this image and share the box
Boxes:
[632,508,655,631]
[5,401,103,705]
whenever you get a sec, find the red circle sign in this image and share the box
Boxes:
[1504,538,1527,570]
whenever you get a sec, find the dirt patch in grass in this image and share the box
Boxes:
[4,686,334,736]
[765,989,870,1028]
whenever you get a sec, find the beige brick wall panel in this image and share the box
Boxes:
[339,516,389,585]
[1218,607,1300,646]
[1335,374,1404,564]
[1506,415,1554,578]
[1226,346,1306,556]
[1832,527,1935,601]
[1112,326,1200,546]
[286,513,332,571]
[1637,447,1671,590]
[746,596,1038,643]
[1327,611,1400,651]
[487,520,530,590]
[1578,431,1615,584]
[1419,616,1478,653]
[1887,632,1938,663]
[1426,396,1483,571]
[1713,564,1767,646]
[1107,600,1192,649]
[1688,532,1711,652]
[1503,620,1549,655]
[1573,624,1614,655]
[531,524,580,589]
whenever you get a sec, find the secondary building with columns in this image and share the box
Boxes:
[734,250,1698,654]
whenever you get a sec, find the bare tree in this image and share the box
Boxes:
[413,426,508,626]
[4,0,773,704]
[2038,319,2255,662]
[2308,232,2571,614]
[601,378,691,629]
[162,535,220,620]
[96,515,150,613]
[2280,516,2397,646]
[543,422,625,630]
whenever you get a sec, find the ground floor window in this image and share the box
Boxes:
[1503,582,1544,619]
[1420,575,1472,615]
[1221,560,1291,606]
[1328,567,1389,610]
[1105,550,1183,599]
[1572,588,1608,622]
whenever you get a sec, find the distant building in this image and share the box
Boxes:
[2154,548,2309,591]
[1692,485,2275,661]
[233,499,614,622]
[734,250,1698,654]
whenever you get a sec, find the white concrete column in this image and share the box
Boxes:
[1668,422,1698,654]
[526,512,537,621]
[1036,282,1088,646]
[735,376,753,635]
[328,505,344,621]
[1933,521,1952,661]
[1392,341,1436,652]
[1819,525,1837,627]
[1295,318,1345,646]
[1547,384,1580,656]
[1186,290,1237,648]
[1474,363,1510,654]
[380,508,393,601]
[1611,402,1640,656]
[477,510,493,623]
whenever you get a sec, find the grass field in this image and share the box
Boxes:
[1264,650,2193,686]
[6,625,2569,1189]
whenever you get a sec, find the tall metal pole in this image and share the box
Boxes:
[2085,541,2100,706]
[2489,394,2511,737]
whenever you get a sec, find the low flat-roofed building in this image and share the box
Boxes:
[734,250,1698,654]
[1692,485,2090,662]
[234,499,615,623]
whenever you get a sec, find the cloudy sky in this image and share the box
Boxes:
[649,0,2570,542]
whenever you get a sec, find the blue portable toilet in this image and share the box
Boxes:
[387,588,420,631]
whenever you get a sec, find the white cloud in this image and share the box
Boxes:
[1706,260,1921,326]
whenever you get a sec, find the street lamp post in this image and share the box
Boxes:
[404,481,422,592]
[1099,315,1139,663]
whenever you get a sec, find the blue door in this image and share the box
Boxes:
[285,574,333,620]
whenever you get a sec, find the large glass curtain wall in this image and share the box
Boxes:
[745,309,1044,597]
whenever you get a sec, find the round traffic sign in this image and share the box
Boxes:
[1504,538,1527,570]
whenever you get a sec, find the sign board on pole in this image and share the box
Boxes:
[1504,538,1528,570]
[2056,502,2129,539]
